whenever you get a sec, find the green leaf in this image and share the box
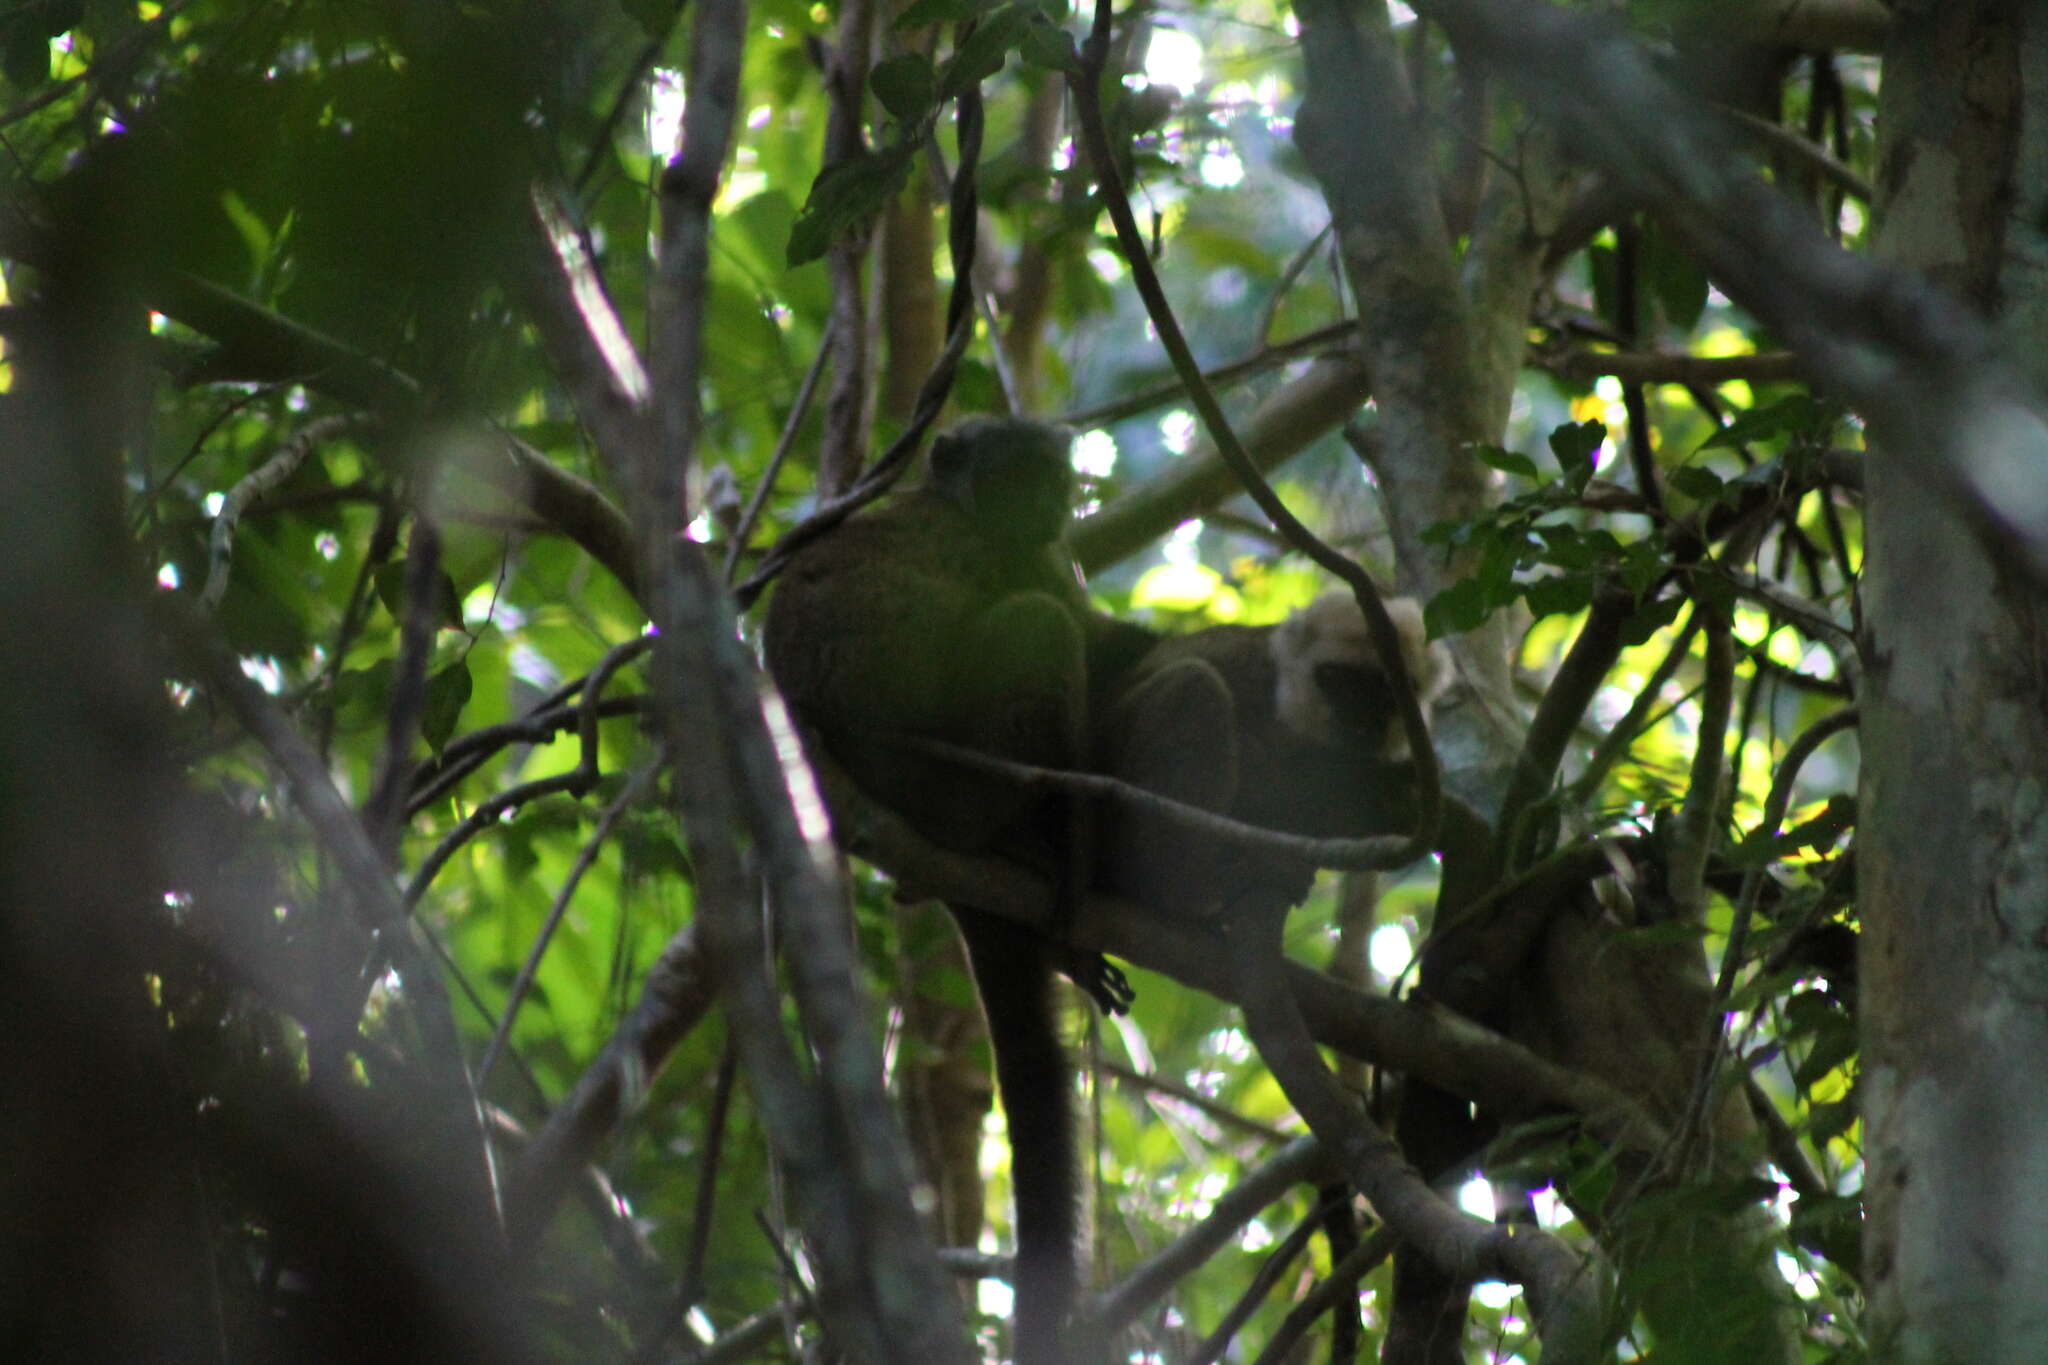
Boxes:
[1018,16,1079,73]
[332,660,395,732]
[1619,592,1685,646]
[1794,1010,1858,1087]
[1548,419,1607,470]
[1783,989,1840,1033]
[1806,1100,1858,1144]
[1792,795,1857,849]
[1525,574,1592,620]
[1533,523,1597,570]
[1700,394,1827,450]
[895,0,990,27]
[938,5,1031,98]
[1477,444,1541,480]
[1643,222,1709,332]
[1665,464,1726,502]
[787,142,914,266]
[421,662,474,752]
[372,561,462,629]
[1421,517,1475,550]
[870,54,936,124]
[1618,537,1666,595]
[920,962,981,1010]
[1426,578,1489,636]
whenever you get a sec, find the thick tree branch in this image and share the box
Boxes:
[627,7,972,1360]
[1542,348,1805,387]
[1068,354,1374,573]
[820,757,1663,1151]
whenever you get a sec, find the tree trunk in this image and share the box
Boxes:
[1862,3,2048,1358]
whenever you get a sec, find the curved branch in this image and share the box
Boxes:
[1224,911,1609,1362]
[903,736,1419,872]
[1073,2,1440,860]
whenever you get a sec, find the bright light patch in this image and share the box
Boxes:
[1200,145,1244,187]
[202,491,225,517]
[1591,681,1635,727]
[1473,1280,1515,1310]
[1206,269,1248,308]
[1145,27,1203,92]
[1203,1026,1254,1064]
[764,688,836,852]
[460,584,500,628]
[1778,1250,1823,1299]
[240,656,284,694]
[1160,409,1197,455]
[533,188,649,405]
[746,104,772,129]
[1088,247,1126,283]
[1132,561,1224,611]
[720,169,765,204]
[315,532,340,561]
[647,67,686,159]
[1163,518,1202,564]
[979,1273,1015,1320]
[1073,429,1118,479]
[508,641,558,691]
[156,562,181,590]
[1368,923,1412,979]
[1457,1176,1495,1220]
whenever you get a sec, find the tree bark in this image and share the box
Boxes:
[1862,4,2048,1359]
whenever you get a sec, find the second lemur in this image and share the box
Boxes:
[1096,592,1452,920]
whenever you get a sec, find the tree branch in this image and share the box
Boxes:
[1420,0,2048,587]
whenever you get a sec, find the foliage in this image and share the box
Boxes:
[0,1,1880,1361]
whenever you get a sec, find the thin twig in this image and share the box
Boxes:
[478,761,660,1084]
[903,735,1417,872]
[723,339,831,582]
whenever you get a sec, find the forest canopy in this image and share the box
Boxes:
[4,1,2042,1363]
